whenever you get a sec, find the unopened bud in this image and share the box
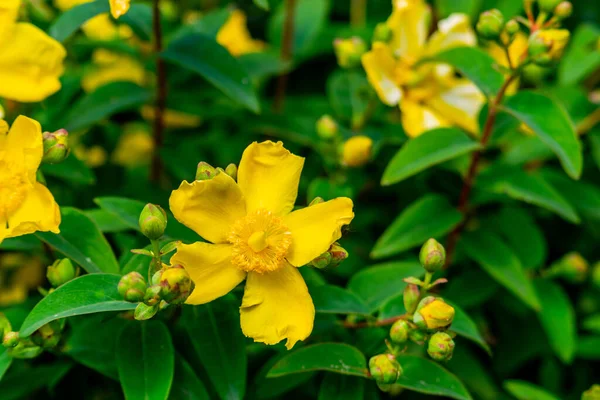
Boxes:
[476,9,504,39]
[31,321,62,349]
[505,19,520,35]
[159,265,192,304]
[329,242,349,267]
[419,238,446,273]
[42,129,70,164]
[0,313,12,337]
[373,22,392,43]
[316,115,338,140]
[7,341,43,359]
[333,37,367,69]
[538,0,562,12]
[309,197,324,206]
[554,2,572,19]
[46,258,76,287]
[408,327,426,344]
[548,252,588,283]
[144,285,163,306]
[390,320,410,344]
[413,296,455,330]
[342,135,373,167]
[118,272,147,302]
[427,331,455,362]
[582,384,600,400]
[530,29,570,61]
[225,163,237,180]
[139,203,167,240]
[311,251,332,269]
[403,284,420,314]
[3,331,19,348]
[135,302,160,320]
[369,354,402,384]
[196,161,218,180]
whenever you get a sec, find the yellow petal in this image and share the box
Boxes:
[6,182,61,239]
[284,198,354,267]
[0,23,66,102]
[362,43,403,106]
[109,0,130,19]
[426,80,485,135]
[82,50,147,93]
[400,99,450,138]
[171,242,246,305]
[216,10,265,57]
[240,263,314,349]
[5,115,43,183]
[169,173,246,244]
[426,13,476,57]
[237,141,304,216]
[386,0,431,61]
[0,0,20,45]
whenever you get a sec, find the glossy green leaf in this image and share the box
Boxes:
[576,336,600,360]
[253,354,315,399]
[371,195,462,259]
[395,355,472,400]
[19,274,137,337]
[239,51,290,80]
[120,4,152,41]
[85,209,132,233]
[312,285,370,316]
[435,0,480,18]
[41,152,95,185]
[559,24,600,85]
[318,373,365,400]
[382,128,480,185]
[268,343,368,378]
[348,261,424,312]
[162,33,260,113]
[534,279,576,364]
[447,301,491,354]
[502,91,582,179]
[503,380,560,400]
[170,355,210,400]
[461,231,541,311]
[541,169,600,222]
[36,207,119,274]
[0,234,41,251]
[117,321,175,400]
[0,348,12,381]
[582,314,600,334]
[182,295,247,400]
[49,0,110,42]
[447,347,500,400]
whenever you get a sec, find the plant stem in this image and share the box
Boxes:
[350,0,366,28]
[273,0,296,113]
[151,0,167,182]
[149,239,162,282]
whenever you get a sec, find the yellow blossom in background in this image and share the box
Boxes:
[0,116,61,244]
[362,1,484,138]
[536,29,570,59]
[54,0,134,41]
[112,123,154,167]
[487,33,528,94]
[0,0,66,102]
[141,106,203,129]
[0,253,44,306]
[82,49,147,93]
[109,0,130,19]
[217,10,265,57]
[169,141,354,349]
[342,136,373,167]
[74,145,108,168]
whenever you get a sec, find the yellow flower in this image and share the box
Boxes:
[362,2,484,138]
[217,10,265,57]
[112,123,154,167]
[54,0,133,41]
[0,116,61,244]
[74,144,108,168]
[536,29,570,59]
[82,49,147,93]
[342,136,373,167]
[0,253,44,306]
[417,298,455,329]
[0,0,66,102]
[169,141,354,349]
[109,0,130,19]
[141,106,202,129]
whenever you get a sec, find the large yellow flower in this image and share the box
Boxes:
[217,10,265,57]
[0,0,66,102]
[0,116,61,243]
[362,1,484,138]
[169,141,354,349]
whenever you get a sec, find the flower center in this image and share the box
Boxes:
[0,155,30,220]
[228,209,292,274]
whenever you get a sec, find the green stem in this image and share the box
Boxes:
[149,239,162,282]
[350,0,366,28]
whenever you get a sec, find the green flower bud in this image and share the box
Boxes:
[329,242,349,267]
[522,63,550,84]
[554,2,572,19]
[408,328,426,344]
[311,251,332,269]
[46,258,76,288]
[413,296,455,330]
[333,37,367,69]
[427,332,455,362]
[134,302,160,321]
[8,341,43,359]
[225,163,238,180]
[476,9,505,39]
[548,252,588,283]
[316,115,339,140]
[3,331,19,348]
[582,384,600,400]
[196,161,218,180]
[31,321,62,349]
[42,129,70,164]
[528,31,551,57]
[505,19,520,35]
[139,203,167,240]
[159,265,192,304]
[419,238,446,272]
[537,0,562,12]
[144,285,163,306]
[403,284,420,314]
[373,22,392,43]
[369,354,402,384]
[0,313,12,337]
[390,320,410,344]
[309,197,324,206]
[118,272,147,302]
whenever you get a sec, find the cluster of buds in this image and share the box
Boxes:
[544,252,589,283]
[333,37,367,69]
[310,241,349,270]
[46,258,77,288]
[196,161,237,182]
[2,313,64,359]
[42,129,70,164]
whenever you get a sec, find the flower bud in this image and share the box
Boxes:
[390,320,410,344]
[476,9,505,40]
[31,321,62,349]
[369,354,402,384]
[529,29,570,61]
[316,115,339,140]
[310,251,332,269]
[554,2,572,19]
[118,272,147,302]
[135,302,160,320]
[139,203,167,240]
[3,331,19,348]
[403,284,420,314]
[373,22,392,43]
[46,258,77,288]
[504,19,520,35]
[7,341,43,359]
[592,262,600,289]
[408,327,426,344]
[0,313,12,337]
[548,252,588,283]
[427,332,455,362]
[333,37,367,69]
[225,163,238,180]
[144,285,163,306]
[582,384,600,400]
[309,197,324,206]
[537,0,561,12]
[158,265,192,304]
[419,238,446,273]
[342,135,373,167]
[42,129,70,164]
[329,242,349,267]
[413,296,455,330]
[196,161,218,180]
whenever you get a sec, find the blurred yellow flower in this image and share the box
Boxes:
[112,124,154,167]
[0,116,61,244]
[0,253,44,306]
[109,0,130,19]
[82,49,147,93]
[362,1,484,138]
[54,0,133,41]
[342,135,373,167]
[0,0,66,102]
[536,29,570,59]
[141,106,202,129]
[169,141,354,349]
[217,10,265,57]
[74,145,108,168]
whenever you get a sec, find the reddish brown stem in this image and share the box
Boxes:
[273,0,296,113]
[151,0,167,182]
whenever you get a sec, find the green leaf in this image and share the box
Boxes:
[239,51,290,80]
[447,347,500,400]
[576,336,600,360]
[0,362,72,400]
[181,295,247,400]
[0,348,12,381]
[460,231,541,311]
[382,128,480,185]
[307,177,354,202]
[447,301,491,354]
[36,207,119,274]
[0,234,41,251]
[395,355,472,400]
[371,195,462,259]
[434,0,480,19]
[254,0,271,11]
[162,33,260,113]
[327,70,372,123]
[170,355,210,400]
[253,354,315,399]
[85,209,132,233]
[583,314,600,334]
[19,274,137,337]
[503,380,561,400]
[268,343,368,378]
[120,4,152,41]
[49,0,110,42]
[534,279,576,364]
[348,261,424,313]
[117,321,175,400]
[66,82,152,132]
[541,169,600,222]
[502,91,582,179]
[312,285,370,316]
[559,24,600,85]
[41,152,95,185]
[318,373,365,400]
[425,47,504,97]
